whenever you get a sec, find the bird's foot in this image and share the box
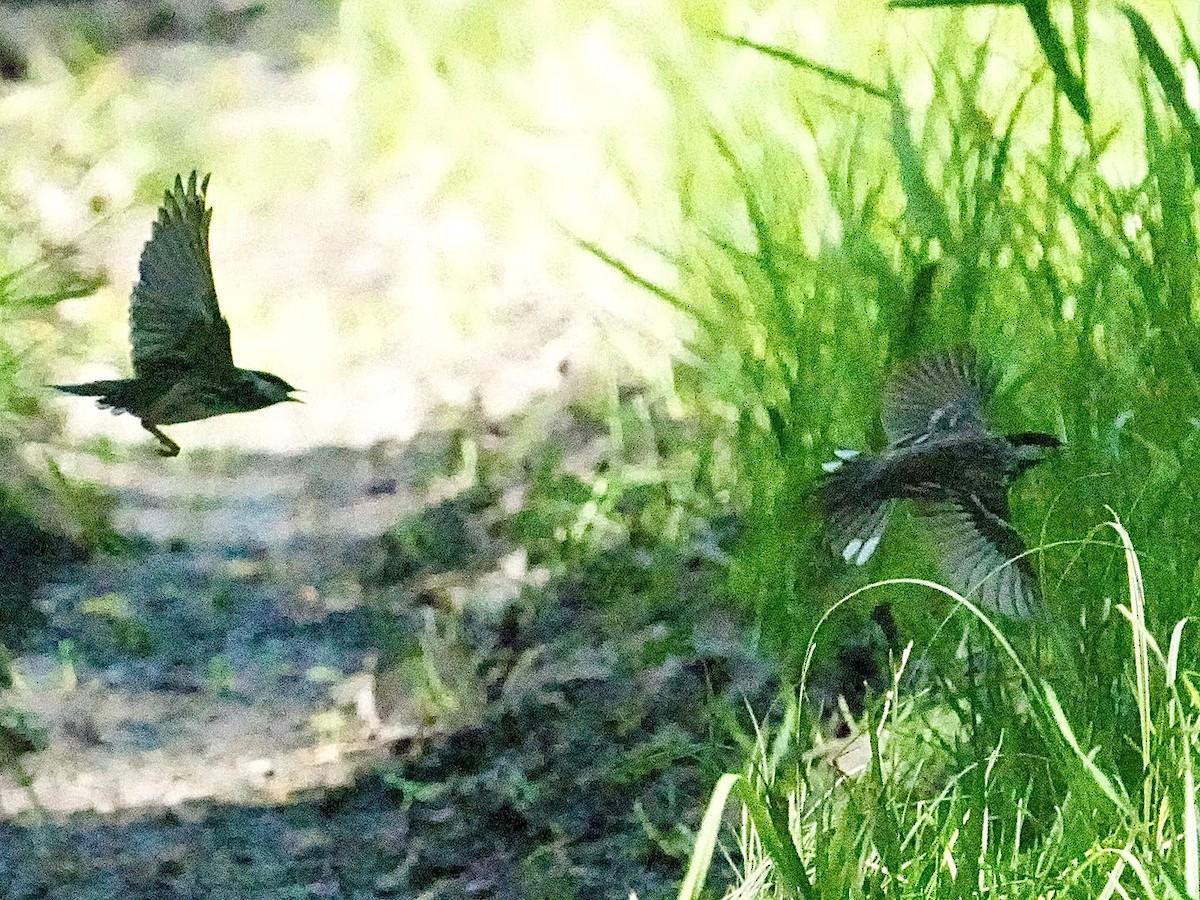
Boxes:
[143,422,180,457]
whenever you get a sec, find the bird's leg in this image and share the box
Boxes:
[142,421,180,457]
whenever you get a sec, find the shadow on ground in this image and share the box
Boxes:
[1,418,769,899]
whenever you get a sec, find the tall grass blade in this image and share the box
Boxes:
[1025,0,1091,122]
[1042,682,1131,816]
[1122,6,1200,179]
[1186,757,1199,898]
[1180,16,1200,70]
[889,0,1022,7]
[1105,516,1153,822]
[887,72,954,246]
[677,771,813,900]
[707,128,791,347]
[573,237,712,328]
[1133,46,1200,380]
[711,33,887,99]
[676,772,738,900]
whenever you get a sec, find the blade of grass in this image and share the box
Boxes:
[1184,716,1199,897]
[1041,682,1132,816]
[1071,0,1089,126]
[677,771,813,900]
[1122,6,1200,179]
[889,0,1022,7]
[1025,0,1091,122]
[710,32,887,99]
[887,71,954,247]
[707,126,799,357]
[1181,15,1200,70]
[572,236,721,334]
[1132,50,1200,387]
[1104,515,1152,823]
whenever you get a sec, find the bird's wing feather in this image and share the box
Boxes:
[881,346,997,445]
[919,489,1036,618]
[130,172,235,379]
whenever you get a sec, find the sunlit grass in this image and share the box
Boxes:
[678,524,1200,898]
[577,2,1200,896]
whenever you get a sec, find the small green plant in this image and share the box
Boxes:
[204,655,236,696]
[80,592,156,657]
[0,208,117,559]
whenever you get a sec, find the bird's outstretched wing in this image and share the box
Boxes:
[919,488,1037,618]
[881,347,997,446]
[129,172,234,380]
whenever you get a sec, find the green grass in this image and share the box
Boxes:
[678,524,1199,897]
[582,3,1200,896]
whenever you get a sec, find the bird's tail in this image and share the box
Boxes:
[53,380,125,396]
[820,450,891,566]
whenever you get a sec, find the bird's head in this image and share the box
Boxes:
[241,369,301,410]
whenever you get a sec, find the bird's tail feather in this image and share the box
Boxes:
[821,451,891,566]
[827,499,891,566]
[53,380,125,396]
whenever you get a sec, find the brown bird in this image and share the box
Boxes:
[55,172,298,456]
[820,347,1059,617]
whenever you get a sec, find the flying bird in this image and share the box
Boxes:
[820,347,1059,617]
[55,172,298,457]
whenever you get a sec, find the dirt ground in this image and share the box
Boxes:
[3,445,436,821]
[0,407,757,898]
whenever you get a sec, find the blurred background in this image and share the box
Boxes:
[11,0,681,452]
[2,0,1200,897]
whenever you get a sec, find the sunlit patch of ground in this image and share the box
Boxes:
[2,683,414,816]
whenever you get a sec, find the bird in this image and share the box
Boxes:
[819,346,1059,618]
[54,172,298,457]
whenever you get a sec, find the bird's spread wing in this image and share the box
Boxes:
[129,172,234,379]
[881,346,997,446]
[919,488,1037,618]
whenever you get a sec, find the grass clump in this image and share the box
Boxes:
[680,522,1199,898]
[581,3,1200,897]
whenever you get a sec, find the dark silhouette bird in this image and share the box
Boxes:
[820,347,1059,617]
[55,172,298,457]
